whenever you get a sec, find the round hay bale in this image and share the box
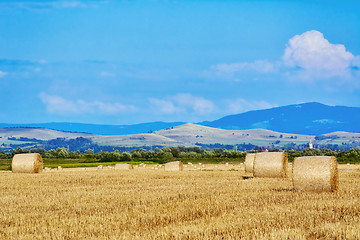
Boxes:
[253,152,288,178]
[244,153,256,174]
[164,161,183,171]
[292,156,338,192]
[12,153,43,173]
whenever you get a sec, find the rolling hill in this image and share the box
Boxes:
[91,123,313,147]
[1,124,312,149]
[1,123,360,151]
[0,127,94,140]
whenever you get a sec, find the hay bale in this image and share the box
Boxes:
[253,152,288,178]
[292,156,338,192]
[244,153,256,174]
[114,163,134,170]
[12,153,43,173]
[164,161,183,171]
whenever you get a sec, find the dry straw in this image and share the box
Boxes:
[114,163,134,170]
[244,153,256,174]
[164,161,183,171]
[12,153,43,173]
[253,152,288,178]
[292,156,338,192]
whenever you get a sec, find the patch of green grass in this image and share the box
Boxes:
[44,162,118,169]
[0,139,35,145]
[0,165,11,171]
[0,159,11,171]
[43,158,157,169]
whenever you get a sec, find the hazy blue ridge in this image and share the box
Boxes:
[0,122,186,135]
[2,102,360,135]
[201,102,360,135]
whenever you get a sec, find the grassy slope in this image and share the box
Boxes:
[93,123,314,147]
[3,124,360,148]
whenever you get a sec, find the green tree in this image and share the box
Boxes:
[12,147,29,155]
[120,152,132,161]
[170,147,181,158]
[57,148,69,159]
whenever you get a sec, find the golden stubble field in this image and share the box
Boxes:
[1,164,359,240]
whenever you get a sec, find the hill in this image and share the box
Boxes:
[202,102,360,135]
[1,124,360,151]
[0,127,94,140]
[92,123,313,147]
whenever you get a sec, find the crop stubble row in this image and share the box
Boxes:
[0,166,359,239]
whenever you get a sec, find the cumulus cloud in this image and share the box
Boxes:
[226,98,277,114]
[0,71,7,78]
[283,30,356,79]
[149,94,215,115]
[210,30,359,87]
[211,59,277,77]
[39,93,136,115]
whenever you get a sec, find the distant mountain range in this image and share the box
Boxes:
[1,102,360,135]
[203,102,360,135]
[0,121,185,135]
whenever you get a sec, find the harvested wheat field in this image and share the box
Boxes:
[1,164,360,239]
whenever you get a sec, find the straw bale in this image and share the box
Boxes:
[253,152,288,178]
[292,156,338,192]
[164,161,183,171]
[244,153,256,174]
[114,163,134,170]
[12,153,43,173]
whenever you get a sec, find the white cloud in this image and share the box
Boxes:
[211,59,277,76]
[149,94,215,115]
[100,71,116,78]
[209,30,359,88]
[39,93,136,115]
[148,98,179,114]
[226,98,277,114]
[0,71,7,78]
[283,30,355,79]
[0,1,106,10]
[38,59,48,64]
[353,56,360,68]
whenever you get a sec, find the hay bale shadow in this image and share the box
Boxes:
[272,188,295,192]
[241,176,254,180]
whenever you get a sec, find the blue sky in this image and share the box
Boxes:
[0,0,359,124]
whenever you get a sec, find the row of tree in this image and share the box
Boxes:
[1,146,360,163]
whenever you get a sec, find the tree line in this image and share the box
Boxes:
[1,146,360,163]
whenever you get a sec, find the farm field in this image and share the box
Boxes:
[0,164,359,239]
